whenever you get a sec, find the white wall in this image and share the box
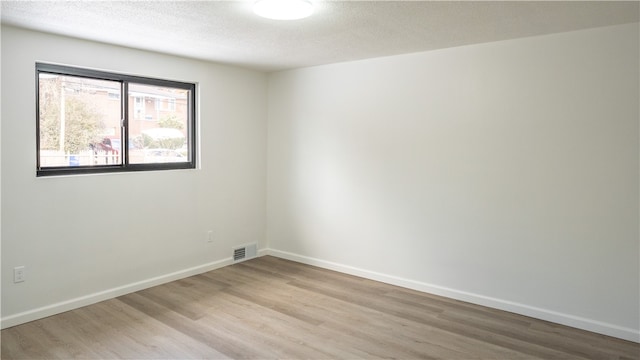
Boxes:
[1,26,267,326]
[267,23,639,341]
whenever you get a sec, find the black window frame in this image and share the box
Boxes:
[36,63,196,177]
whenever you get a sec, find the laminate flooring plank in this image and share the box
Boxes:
[219,283,431,359]
[211,285,370,359]
[77,300,181,359]
[437,310,620,360]
[218,282,406,359]
[233,260,299,283]
[383,287,534,328]
[288,278,445,325]
[117,291,255,359]
[247,257,395,298]
[289,275,549,359]
[0,322,74,360]
[136,281,210,321]
[527,320,640,359]
[99,298,226,359]
[248,277,461,358]
[195,291,348,359]
[198,309,333,359]
[36,307,121,359]
[302,290,540,360]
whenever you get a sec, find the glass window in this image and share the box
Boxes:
[38,74,122,168]
[36,63,196,176]
[128,84,190,165]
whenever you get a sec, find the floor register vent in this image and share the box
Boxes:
[233,243,257,262]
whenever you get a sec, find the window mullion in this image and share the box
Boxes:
[122,81,129,167]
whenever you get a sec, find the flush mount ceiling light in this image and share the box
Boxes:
[253,0,314,20]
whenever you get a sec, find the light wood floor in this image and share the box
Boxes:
[1,256,638,359]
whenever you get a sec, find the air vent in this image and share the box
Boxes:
[233,247,246,261]
[233,243,257,262]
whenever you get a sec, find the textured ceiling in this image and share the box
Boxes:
[1,1,638,72]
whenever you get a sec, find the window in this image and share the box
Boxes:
[36,63,196,176]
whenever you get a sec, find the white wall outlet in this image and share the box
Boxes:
[14,266,25,283]
[207,230,213,243]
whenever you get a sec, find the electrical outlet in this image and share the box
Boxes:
[207,230,213,243]
[14,266,25,283]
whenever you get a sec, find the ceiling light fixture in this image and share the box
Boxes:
[253,0,314,20]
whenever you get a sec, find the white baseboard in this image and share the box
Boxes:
[0,257,235,329]
[265,248,640,343]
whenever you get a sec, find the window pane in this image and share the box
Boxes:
[127,83,191,165]
[38,74,122,168]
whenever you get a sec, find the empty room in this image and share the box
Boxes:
[1,1,639,359]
